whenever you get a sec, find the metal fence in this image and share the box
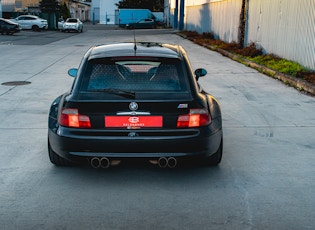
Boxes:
[185,0,241,43]
[247,0,315,70]
[170,0,315,70]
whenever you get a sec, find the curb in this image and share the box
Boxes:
[179,33,315,96]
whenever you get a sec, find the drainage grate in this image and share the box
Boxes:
[1,81,31,86]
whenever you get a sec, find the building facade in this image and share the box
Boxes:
[1,0,15,15]
[69,0,91,21]
[90,0,119,24]
[0,0,91,21]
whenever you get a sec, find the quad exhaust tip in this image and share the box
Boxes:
[90,157,177,169]
[151,157,177,168]
[90,157,121,169]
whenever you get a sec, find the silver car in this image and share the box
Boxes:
[62,18,83,33]
[11,15,48,31]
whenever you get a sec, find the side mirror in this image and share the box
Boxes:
[68,68,78,77]
[194,68,207,80]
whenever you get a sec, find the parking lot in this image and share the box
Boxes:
[0,26,314,229]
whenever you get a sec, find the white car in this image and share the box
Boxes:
[57,18,64,31]
[62,18,83,33]
[11,15,48,31]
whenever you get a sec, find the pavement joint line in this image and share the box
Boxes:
[0,48,78,97]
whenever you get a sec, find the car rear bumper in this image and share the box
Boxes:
[63,26,80,32]
[48,125,222,163]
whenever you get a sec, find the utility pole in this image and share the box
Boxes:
[174,0,178,29]
[179,0,185,30]
[238,0,249,48]
[0,0,2,18]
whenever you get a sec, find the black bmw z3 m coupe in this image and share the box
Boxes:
[48,42,223,168]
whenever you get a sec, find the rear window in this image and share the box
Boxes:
[79,57,190,93]
[67,19,78,23]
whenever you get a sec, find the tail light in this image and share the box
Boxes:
[177,109,211,128]
[58,108,91,128]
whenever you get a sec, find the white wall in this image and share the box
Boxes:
[91,0,100,22]
[247,0,315,69]
[168,0,315,69]
[99,0,119,24]
[185,0,241,43]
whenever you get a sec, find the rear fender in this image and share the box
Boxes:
[206,95,222,130]
[206,95,221,119]
[48,95,64,131]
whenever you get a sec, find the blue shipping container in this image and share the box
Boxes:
[118,9,156,26]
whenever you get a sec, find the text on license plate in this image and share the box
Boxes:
[105,116,163,127]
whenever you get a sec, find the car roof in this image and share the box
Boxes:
[18,15,38,18]
[87,42,183,60]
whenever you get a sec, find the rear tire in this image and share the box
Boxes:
[32,25,40,32]
[48,141,73,166]
[2,27,10,35]
[204,139,223,166]
[7,29,14,35]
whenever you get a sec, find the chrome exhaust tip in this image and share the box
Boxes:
[156,157,177,168]
[158,157,168,168]
[90,157,121,169]
[91,157,101,169]
[167,157,177,168]
[100,157,110,169]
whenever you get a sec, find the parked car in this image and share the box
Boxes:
[0,18,21,35]
[48,42,223,168]
[10,15,48,31]
[126,18,162,29]
[62,18,83,32]
[57,18,64,31]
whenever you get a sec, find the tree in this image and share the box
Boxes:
[116,0,164,12]
[39,0,60,13]
[60,2,71,19]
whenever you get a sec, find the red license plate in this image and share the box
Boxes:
[105,116,163,128]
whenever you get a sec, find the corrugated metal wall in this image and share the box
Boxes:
[185,0,241,43]
[171,0,315,70]
[247,0,315,70]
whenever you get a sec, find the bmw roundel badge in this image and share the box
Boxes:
[129,102,138,111]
